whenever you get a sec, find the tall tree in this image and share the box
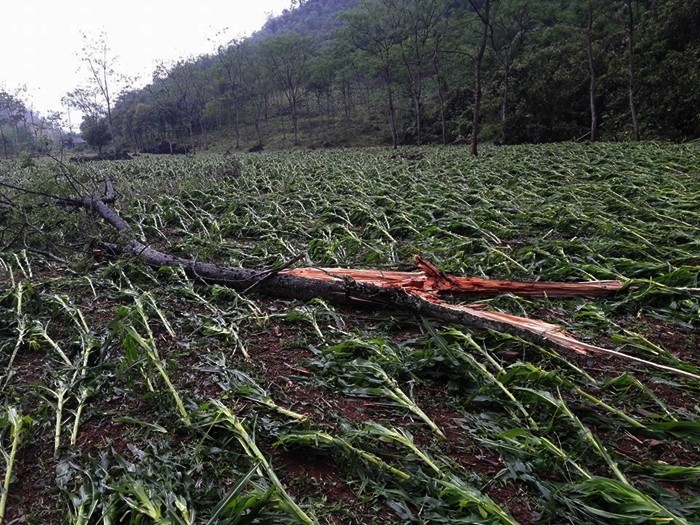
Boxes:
[0,91,13,158]
[469,0,491,155]
[584,0,598,142]
[393,0,449,144]
[0,89,35,157]
[490,0,532,144]
[93,0,700,148]
[62,87,104,126]
[344,0,405,148]
[261,34,313,145]
[636,0,700,139]
[216,39,246,149]
[78,31,125,153]
[624,0,640,140]
[170,60,211,151]
[242,44,274,146]
[80,118,111,154]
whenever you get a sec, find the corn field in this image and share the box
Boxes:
[1,143,699,524]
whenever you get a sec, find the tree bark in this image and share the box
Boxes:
[104,232,626,358]
[437,78,447,145]
[501,67,510,143]
[386,79,399,149]
[626,0,640,141]
[413,94,422,145]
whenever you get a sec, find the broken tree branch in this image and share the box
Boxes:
[284,255,624,298]
[20,176,700,382]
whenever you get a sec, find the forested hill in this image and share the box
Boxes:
[76,0,700,153]
[253,0,360,39]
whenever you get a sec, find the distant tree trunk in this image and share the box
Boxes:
[626,0,640,141]
[23,114,31,137]
[362,80,373,117]
[12,121,20,153]
[437,77,448,145]
[241,113,249,136]
[187,122,195,154]
[342,84,351,119]
[0,127,7,159]
[249,93,265,145]
[585,0,598,142]
[325,88,333,120]
[288,93,300,145]
[402,51,424,145]
[254,113,262,145]
[386,80,399,148]
[280,89,301,145]
[500,67,510,143]
[413,94,422,145]
[232,106,241,149]
[200,121,208,149]
[471,0,491,156]
[431,41,448,145]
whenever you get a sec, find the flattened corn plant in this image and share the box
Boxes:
[0,142,699,523]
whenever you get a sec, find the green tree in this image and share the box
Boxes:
[93,0,700,148]
[215,39,246,149]
[307,53,337,125]
[391,0,449,144]
[343,0,406,147]
[508,23,589,143]
[469,0,491,155]
[260,34,313,145]
[636,0,700,139]
[78,31,127,154]
[489,0,533,144]
[80,118,112,154]
[0,89,36,158]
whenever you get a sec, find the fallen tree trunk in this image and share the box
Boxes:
[285,255,624,298]
[69,180,699,381]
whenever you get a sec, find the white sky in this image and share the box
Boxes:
[1,1,292,120]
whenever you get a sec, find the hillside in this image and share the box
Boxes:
[253,0,360,39]
[67,0,700,155]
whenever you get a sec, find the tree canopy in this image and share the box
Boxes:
[74,0,700,152]
[0,88,59,158]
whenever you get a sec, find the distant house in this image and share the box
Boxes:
[63,136,87,149]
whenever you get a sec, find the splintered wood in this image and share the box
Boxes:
[284,255,624,299]
[283,256,700,380]
[283,255,624,355]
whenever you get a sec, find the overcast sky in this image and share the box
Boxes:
[1,1,292,119]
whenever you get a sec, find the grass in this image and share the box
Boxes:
[0,142,699,523]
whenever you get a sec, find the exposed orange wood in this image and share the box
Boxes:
[283,255,624,298]
[427,299,592,355]
[417,296,700,380]
[281,255,630,360]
